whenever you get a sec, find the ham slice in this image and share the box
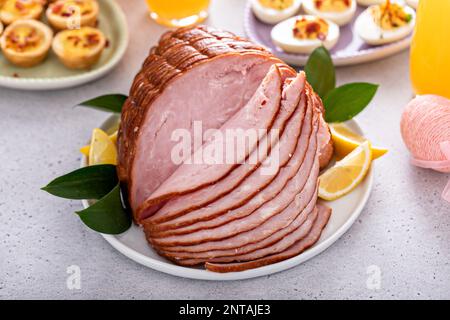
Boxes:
[151,114,320,249]
[144,72,306,226]
[204,203,332,273]
[148,92,314,237]
[136,65,283,219]
[163,189,318,263]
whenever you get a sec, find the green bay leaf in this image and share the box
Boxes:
[79,94,128,113]
[304,46,336,99]
[324,83,379,123]
[42,165,118,200]
[76,184,131,235]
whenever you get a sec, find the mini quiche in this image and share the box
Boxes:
[0,0,44,25]
[0,19,53,67]
[46,0,99,31]
[52,26,106,69]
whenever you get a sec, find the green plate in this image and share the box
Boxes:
[0,0,128,90]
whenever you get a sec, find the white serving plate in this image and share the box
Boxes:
[0,0,128,90]
[82,115,373,281]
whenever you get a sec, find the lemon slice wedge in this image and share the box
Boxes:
[80,130,118,157]
[319,141,372,201]
[87,128,118,166]
[330,123,388,160]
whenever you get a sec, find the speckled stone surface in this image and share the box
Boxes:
[0,0,449,300]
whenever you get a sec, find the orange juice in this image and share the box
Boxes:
[145,0,210,27]
[410,0,450,99]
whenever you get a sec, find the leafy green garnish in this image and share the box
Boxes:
[405,14,413,23]
[304,47,379,123]
[304,46,336,99]
[323,83,379,123]
[42,165,118,200]
[79,94,128,113]
[42,165,130,235]
[76,184,131,235]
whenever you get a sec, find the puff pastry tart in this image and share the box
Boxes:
[52,26,106,69]
[46,0,99,31]
[0,19,53,67]
[0,0,44,25]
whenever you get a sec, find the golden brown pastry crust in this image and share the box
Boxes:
[0,0,44,25]
[51,26,105,69]
[46,0,99,31]
[0,19,53,67]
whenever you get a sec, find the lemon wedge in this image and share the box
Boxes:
[80,130,118,158]
[319,141,372,201]
[87,128,118,166]
[330,123,388,160]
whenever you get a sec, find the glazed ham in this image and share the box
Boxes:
[118,26,333,272]
[136,65,284,219]
[150,92,314,237]
[119,26,286,220]
[205,203,332,273]
[144,71,306,227]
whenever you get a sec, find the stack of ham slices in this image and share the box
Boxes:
[117,26,333,273]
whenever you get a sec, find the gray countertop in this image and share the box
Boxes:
[1,0,449,300]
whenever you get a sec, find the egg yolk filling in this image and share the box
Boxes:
[314,0,350,12]
[62,29,102,55]
[371,0,412,30]
[2,0,41,16]
[258,0,294,10]
[293,17,329,40]
[5,25,44,53]
[51,0,94,17]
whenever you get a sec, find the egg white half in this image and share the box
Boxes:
[251,0,303,24]
[303,0,357,26]
[271,15,340,54]
[355,4,416,45]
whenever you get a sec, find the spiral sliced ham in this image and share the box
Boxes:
[205,203,332,273]
[118,26,333,272]
[144,71,306,226]
[176,203,318,264]
[119,26,287,221]
[150,91,315,237]
[150,115,320,249]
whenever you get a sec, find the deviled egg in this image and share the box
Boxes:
[405,0,418,9]
[271,15,340,54]
[251,0,302,24]
[355,0,416,45]
[356,0,384,6]
[303,0,357,26]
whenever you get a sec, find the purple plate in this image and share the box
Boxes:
[244,2,412,66]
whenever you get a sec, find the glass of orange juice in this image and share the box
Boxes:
[410,0,450,99]
[145,0,210,28]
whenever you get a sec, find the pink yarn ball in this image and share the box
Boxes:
[401,95,450,173]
